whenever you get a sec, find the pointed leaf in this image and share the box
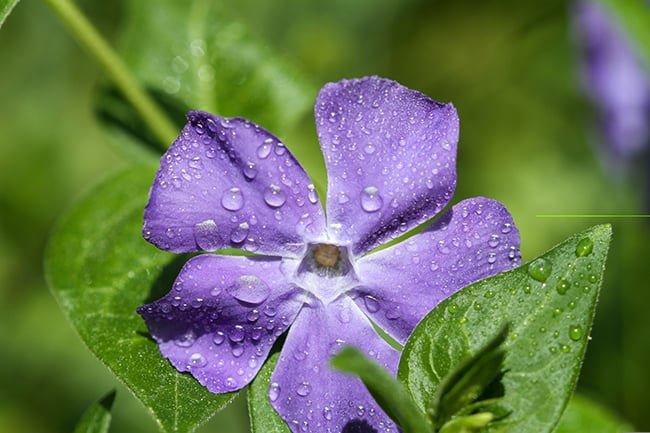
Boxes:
[0,0,19,29]
[45,165,236,433]
[399,225,612,433]
[331,346,432,433]
[73,390,116,433]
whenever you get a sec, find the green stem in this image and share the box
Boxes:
[44,0,178,149]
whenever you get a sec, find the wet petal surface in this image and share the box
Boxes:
[315,77,458,255]
[143,111,326,257]
[137,254,305,393]
[270,297,400,433]
[354,197,521,344]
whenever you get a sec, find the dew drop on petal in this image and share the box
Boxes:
[221,187,244,211]
[264,184,287,208]
[213,331,225,345]
[194,219,222,251]
[232,344,244,358]
[175,330,196,347]
[322,406,333,421]
[307,184,318,204]
[228,325,245,343]
[296,382,312,397]
[363,295,380,313]
[189,353,207,368]
[243,162,258,180]
[230,222,250,244]
[229,275,270,304]
[360,186,383,212]
[269,382,281,401]
[257,141,272,159]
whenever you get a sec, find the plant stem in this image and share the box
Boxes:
[44,0,178,149]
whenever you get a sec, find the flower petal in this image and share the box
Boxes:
[143,111,326,257]
[315,76,458,255]
[269,297,400,433]
[137,254,304,393]
[354,197,521,344]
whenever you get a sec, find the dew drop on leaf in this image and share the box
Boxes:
[575,238,594,257]
[569,325,583,341]
[556,279,570,295]
[527,257,552,282]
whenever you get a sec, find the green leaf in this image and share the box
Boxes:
[73,390,116,433]
[117,0,314,136]
[45,165,236,433]
[594,0,650,74]
[331,347,432,433]
[399,225,612,433]
[0,0,19,29]
[248,351,292,433]
[430,325,508,429]
[555,394,634,433]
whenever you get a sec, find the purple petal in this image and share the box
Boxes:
[315,77,458,255]
[143,111,326,257]
[354,197,520,344]
[137,254,304,393]
[270,297,400,433]
[573,1,650,157]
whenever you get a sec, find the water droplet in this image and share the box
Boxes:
[194,219,222,251]
[225,377,237,389]
[363,295,380,313]
[269,382,281,401]
[588,274,598,283]
[247,309,260,322]
[228,325,245,343]
[527,258,552,282]
[264,305,277,317]
[243,162,258,180]
[501,223,512,234]
[189,353,207,368]
[556,279,570,295]
[360,186,383,212]
[484,290,496,299]
[307,184,318,204]
[264,184,287,208]
[447,304,458,314]
[230,222,250,244]
[560,344,571,353]
[322,407,333,421]
[232,344,244,358]
[175,331,195,347]
[569,325,583,341]
[257,141,272,159]
[357,405,365,416]
[229,275,270,305]
[364,143,376,154]
[575,238,594,257]
[296,382,311,397]
[385,305,401,320]
[221,187,244,211]
[488,234,500,248]
[213,331,225,345]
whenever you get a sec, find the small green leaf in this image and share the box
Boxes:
[73,390,116,433]
[45,165,236,433]
[248,351,291,433]
[430,325,508,428]
[0,0,19,29]
[399,225,612,433]
[438,412,494,433]
[117,0,314,136]
[332,346,432,433]
[555,394,634,433]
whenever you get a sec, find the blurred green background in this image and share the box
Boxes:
[1,0,648,432]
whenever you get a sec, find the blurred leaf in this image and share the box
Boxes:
[45,165,236,433]
[73,390,116,433]
[331,347,432,433]
[399,225,612,433]
[248,351,291,433]
[555,393,634,433]
[430,325,508,430]
[0,0,19,29]
[595,0,650,73]
[117,0,314,138]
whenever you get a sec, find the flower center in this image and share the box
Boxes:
[289,243,358,305]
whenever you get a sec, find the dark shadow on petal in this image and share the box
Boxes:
[144,253,194,304]
[342,419,378,433]
[421,205,453,233]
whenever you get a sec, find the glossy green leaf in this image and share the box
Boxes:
[331,347,432,433]
[73,390,116,433]
[0,0,19,29]
[45,165,236,433]
[399,225,612,433]
[248,351,291,433]
[430,325,508,429]
[117,0,314,136]
[555,394,634,433]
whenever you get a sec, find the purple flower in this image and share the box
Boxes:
[573,0,650,159]
[138,77,521,433]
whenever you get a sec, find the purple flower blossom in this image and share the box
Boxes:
[573,0,650,159]
[137,77,521,433]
